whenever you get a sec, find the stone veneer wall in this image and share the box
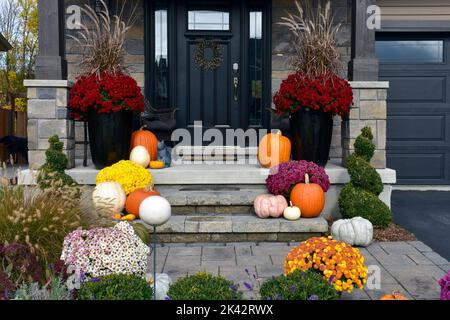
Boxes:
[65,0,145,162]
[24,80,75,169]
[271,0,352,162]
[343,82,389,169]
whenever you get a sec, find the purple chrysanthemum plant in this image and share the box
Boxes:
[266,160,330,199]
[439,270,450,300]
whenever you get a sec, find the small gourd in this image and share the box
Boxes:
[130,146,151,168]
[283,202,301,221]
[150,161,165,169]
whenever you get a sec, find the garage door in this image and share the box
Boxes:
[376,33,450,185]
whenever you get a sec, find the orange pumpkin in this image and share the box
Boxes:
[258,131,291,168]
[131,126,158,161]
[290,174,325,218]
[125,184,161,218]
[380,292,408,300]
[150,161,165,169]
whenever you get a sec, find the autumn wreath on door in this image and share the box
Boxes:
[194,39,223,71]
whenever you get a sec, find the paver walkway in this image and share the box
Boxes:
[148,241,449,300]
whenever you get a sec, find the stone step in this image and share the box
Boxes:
[158,185,263,215]
[138,214,328,243]
[172,146,258,165]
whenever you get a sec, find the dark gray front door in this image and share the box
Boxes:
[377,33,450,184]
[176,1,241,130]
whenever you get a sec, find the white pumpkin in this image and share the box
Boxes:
[92,182,126,214]
[283,202,301,221]
[331,217,373,247]
[139,196,172,226]
[130,146,151,168]
[145,273,172,300]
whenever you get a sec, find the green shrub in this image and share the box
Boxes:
[339,127,392,228]
[37,135,78,190]
[346,154,383,195]
[354,126,375,162]
[339,184,392,228]
[78,274,152,300]
[260,270,339,300]
[167,272,242,300]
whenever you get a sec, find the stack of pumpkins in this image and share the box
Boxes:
[255,131,326,221]
[92,127,172,227]
[130,126,166,170]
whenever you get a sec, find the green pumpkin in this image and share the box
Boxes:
[132,223,150,245]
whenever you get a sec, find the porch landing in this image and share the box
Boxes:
[19,160,396,186]
[18,162,396,243]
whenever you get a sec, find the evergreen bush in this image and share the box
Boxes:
[339,127,392,228]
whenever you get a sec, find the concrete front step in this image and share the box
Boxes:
[159,185,263,215]
[138,214,328,243]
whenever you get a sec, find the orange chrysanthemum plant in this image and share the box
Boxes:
[284,237,368,293]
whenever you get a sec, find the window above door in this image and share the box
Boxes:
[188,10,230,31]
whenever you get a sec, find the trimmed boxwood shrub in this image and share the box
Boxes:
[354,126,375,162]
[167,272,242,300]
[260,270,339,300]
[78,274,152,300]
[346,154,383,195]
[339,184,392,228]
[339,127,392,228]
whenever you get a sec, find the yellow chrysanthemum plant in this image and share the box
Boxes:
[96,160,154,195]
[284,237,368,293]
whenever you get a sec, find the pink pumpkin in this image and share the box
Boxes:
[254,194,288,219]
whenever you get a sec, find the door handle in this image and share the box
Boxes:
[233,77,239,101]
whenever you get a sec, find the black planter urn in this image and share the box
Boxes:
[87,111,133,169]
[289,108,334,167]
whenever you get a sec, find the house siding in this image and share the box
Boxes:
[378,0,450,22]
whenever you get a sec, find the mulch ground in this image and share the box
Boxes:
[373,223,417,242]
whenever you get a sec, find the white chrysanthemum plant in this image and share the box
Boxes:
[61,222,150,279]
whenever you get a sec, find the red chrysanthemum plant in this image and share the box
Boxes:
[273,0,353,117]
[68,0,143,119]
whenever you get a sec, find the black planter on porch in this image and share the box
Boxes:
[289,108,333,167]
[88,111,133,169]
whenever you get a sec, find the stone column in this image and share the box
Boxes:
[342,81,389,169]
[35,0,67,79]
[348,0,379,80]
[24,80,75,169]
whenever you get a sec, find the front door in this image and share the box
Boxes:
[176,1,241,131]
[147,0,271,136]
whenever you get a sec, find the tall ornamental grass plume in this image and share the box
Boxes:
[0,177,97,268]
[69,0,139,77]
[278,0,341,78]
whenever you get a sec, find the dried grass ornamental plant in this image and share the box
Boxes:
[0,181,94,268]
[69,0,138,77]
[278,0,341,78]
[60,222,150,278]
[284,237,368,293]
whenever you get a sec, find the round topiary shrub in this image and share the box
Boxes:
[167,272,242,300]
[260,269,339,300]
[78,274,153,300]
